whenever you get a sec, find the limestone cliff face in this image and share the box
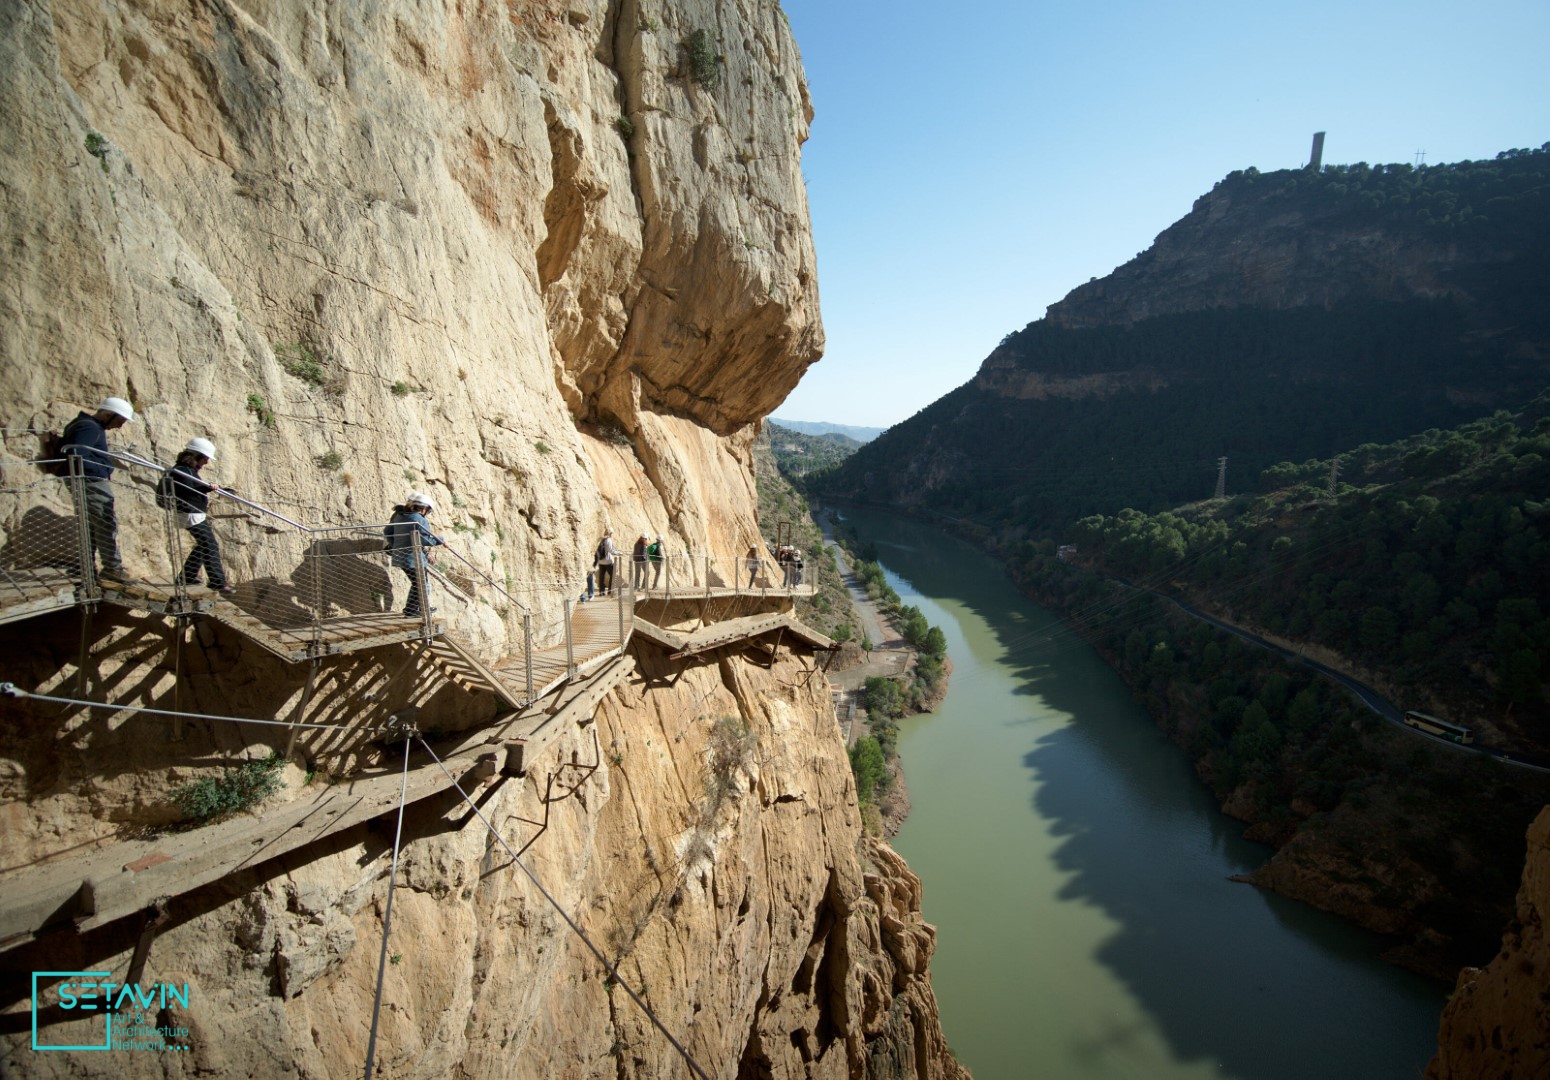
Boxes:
[0,0,966,1075]
[1425,807,1550,1080]
[3,0,822,589]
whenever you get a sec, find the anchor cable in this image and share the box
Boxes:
[0,684,382,733]
[363,735,412,1080]
[414,735,711,1080]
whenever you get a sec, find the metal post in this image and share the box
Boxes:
[564,597,576,679]
[69,456,97,600]
[523,611,534,702]
[309,535,325,655]
[413,532,431,640]
[617,577,628,647]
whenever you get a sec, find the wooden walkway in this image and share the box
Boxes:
[631,611,835,659]
[0,742,500,945]
[0,582,829,944]
[203,600,445,662]
[491,597,626,705]
[0,567,77,627]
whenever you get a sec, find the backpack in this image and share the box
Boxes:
[596,539,610,563]
[155,470,177,510]
[38,431,69,477]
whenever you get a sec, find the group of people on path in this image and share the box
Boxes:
[586,530,666,600]
[60,394,807,622]
[63,397,237,598]
[60,394,446,618]
[743,543,805,589]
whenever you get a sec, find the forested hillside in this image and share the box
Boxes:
[811,146,1550,532]
[1000,394,1550,977]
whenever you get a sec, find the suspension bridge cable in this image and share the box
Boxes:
[363,736,412,1080]
[413,735,712,1080]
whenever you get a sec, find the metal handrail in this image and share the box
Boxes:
[437,543,533,617]
[101,447,311,532]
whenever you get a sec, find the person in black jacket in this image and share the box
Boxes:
[168,438,234,595]
[61,396,134,581]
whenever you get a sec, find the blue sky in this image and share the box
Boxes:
[772,0,1550,429]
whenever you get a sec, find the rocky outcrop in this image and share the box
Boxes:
[0,0,965,1075]
[1425,807,1550,1080]
[1044,167,1529,331]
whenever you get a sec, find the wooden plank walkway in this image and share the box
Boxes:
[632,611,836,660]
[0,567,77,627]
[203,601,445,662]
[444,655,636,778]
[637,582,816,601]
[491,598,626,704]
[0,743,498,945]
[426,636,530,712]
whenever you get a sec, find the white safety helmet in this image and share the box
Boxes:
[407,491,434,513]
[98,396,135,422]
[185,437,216,461]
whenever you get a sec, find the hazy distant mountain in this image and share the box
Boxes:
[768,418,884,443]
[765,421,865,476]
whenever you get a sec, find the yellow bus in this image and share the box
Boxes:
[1403,710,1475,745]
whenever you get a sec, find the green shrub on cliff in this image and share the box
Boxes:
[172,752,284,824]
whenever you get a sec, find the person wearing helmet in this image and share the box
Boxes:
[385,492,443,617]
[61,396,135,581]
[168,438,235,595]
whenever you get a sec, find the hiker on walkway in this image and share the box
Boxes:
[385,492,443,618]
[594,530,617,596]
[745,544,762,589]
[647,535,665,589]
[167,438,234,595]
[632,533,650,592]
[61,396,134,582]
[789,548,804,588]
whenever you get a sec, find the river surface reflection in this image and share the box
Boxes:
[834,508,1445,1080]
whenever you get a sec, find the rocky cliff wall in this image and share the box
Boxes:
[1425,806,1550,1080]
[0,0,966,1075]
[3,0,822,593]
[1044,172,1509,331]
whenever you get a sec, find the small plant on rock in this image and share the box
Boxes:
[246,393,276,429]
[684,29,722,89]
[172,752,284,825]
[84,132,109,173]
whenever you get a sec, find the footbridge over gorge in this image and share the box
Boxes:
[0,443,832,956]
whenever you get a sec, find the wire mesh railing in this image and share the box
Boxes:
[0,460,90,619]
[619,548,815,599]
[4,435,810,702]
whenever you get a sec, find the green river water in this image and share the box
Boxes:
[834,508,1447,1080]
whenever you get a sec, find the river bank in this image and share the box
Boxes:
[829,505,1447,1079]
[817,508,949,836]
